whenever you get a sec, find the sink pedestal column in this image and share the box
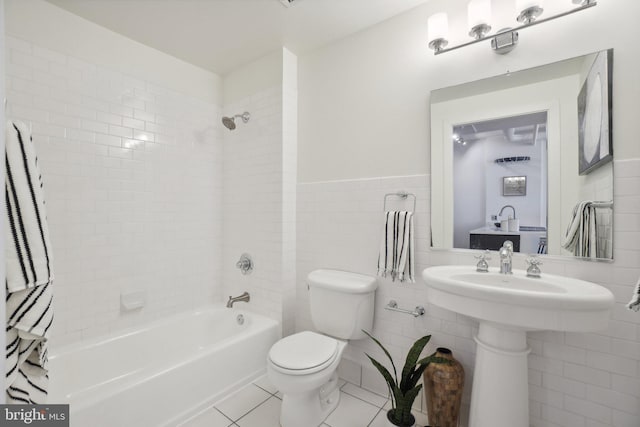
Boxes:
[469,322,531,427]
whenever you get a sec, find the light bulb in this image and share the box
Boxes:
[428,12,449,42]
[468,0,492,28]
[516,0,543,12]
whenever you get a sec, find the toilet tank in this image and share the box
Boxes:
[307,269,378,340]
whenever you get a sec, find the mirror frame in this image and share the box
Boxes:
[430,50,614,261]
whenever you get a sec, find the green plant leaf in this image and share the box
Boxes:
[417,354,451,366]
[365,354,401,408]
[396,385,422,424]
[363,329,398,382]
[399,335,431,391]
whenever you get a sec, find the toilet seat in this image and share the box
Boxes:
[269,331,338,375]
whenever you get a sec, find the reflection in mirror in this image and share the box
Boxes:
[431,49,613,260]
[453,112,548,254]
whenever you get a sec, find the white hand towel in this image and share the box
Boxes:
[627,278,640,312]
[377,211,415,283]
[5,120,54,404]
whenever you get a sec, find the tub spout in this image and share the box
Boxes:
[227,292,250,308]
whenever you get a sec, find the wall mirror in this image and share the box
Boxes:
[431,49,614,260]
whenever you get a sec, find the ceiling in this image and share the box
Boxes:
[46,0,431,75]
[454,112,548,145]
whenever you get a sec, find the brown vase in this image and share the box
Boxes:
[423,347,464,427]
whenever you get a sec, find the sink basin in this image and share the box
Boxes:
[422,265,614,427]
[422,265,614,332]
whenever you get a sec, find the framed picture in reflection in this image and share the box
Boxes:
[503,176,526,196]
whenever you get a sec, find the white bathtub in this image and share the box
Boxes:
[48,306,280,427]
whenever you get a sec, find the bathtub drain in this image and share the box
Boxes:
[236,314,245,325]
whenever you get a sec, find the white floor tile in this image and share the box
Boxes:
[179,408,235,427]
[341,382,388,408]
[413,410,429,427]
[215,384,272,421]
[324,392,380,427]
[368,409,390,427]
[236,396,281,427]
[253,374,278,394]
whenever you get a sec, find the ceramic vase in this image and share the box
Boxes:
[423,347,465,427]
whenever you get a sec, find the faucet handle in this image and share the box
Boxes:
[526,255,542,278]
[526,255,542,265]
[475,250,491,272]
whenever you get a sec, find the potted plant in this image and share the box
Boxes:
[364,330,446,427]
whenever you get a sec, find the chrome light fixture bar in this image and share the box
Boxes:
[429,0,596,56]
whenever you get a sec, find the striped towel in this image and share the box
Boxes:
[377,211,415,283]
[5,120,54,404]
[627,278,640,312]
[562,201,597,258]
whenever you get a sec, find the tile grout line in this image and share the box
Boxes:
[213,407,236,426]
[340,388,389,409]
[367,406,386,427]
[253,383,279,397]
[229,394,277,424]
[340,380,390,409]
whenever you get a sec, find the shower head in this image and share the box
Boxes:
[221,111,250,130]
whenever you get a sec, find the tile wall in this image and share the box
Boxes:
[5,35,223,347]
[222,84,296,335]
[296,161,640,427]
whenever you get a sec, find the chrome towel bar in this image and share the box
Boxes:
[385,300,425,317]
[383,191,416,213]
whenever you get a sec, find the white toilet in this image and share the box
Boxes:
[267,269,378,427]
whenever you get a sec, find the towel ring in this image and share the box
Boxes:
[383,192,416,212]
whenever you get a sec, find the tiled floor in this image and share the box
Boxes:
[178,375,430,427]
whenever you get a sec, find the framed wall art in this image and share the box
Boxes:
[578,49,613,175]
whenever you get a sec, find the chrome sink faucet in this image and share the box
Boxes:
[499,204,516,219]
[499,240,514,274]
[226,291,250,308]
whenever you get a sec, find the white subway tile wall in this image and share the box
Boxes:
[5,35,223,347]
[297,165,640,427]
[222,84,296,334]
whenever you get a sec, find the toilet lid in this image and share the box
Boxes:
[269,331,338,371]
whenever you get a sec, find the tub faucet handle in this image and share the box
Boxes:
[236,253,253,275]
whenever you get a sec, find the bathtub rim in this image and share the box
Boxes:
[49,304,278,360]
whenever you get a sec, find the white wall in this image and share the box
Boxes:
[221,48,297,336]
[4,2,224,347]
[299,0,640,181]
[484,134,546,227]
[4,0,220,103]
[223,50,283,105]
[453,141,485,249]
[298,1,640,426]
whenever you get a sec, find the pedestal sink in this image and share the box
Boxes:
[422,265,614,427]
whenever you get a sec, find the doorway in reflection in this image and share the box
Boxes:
[453,112,548,253]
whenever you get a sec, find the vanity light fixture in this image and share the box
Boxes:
[468,0,492,39]
[427,12,449,53]
[427,0,597,55]
[516,0,544,24]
